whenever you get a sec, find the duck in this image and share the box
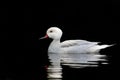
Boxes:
[40,27,112,53]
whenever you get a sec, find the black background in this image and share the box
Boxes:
[0,0,119,80]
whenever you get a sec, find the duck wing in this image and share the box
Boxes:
[61,40,99,48]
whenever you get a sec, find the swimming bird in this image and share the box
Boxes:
[40,27,112,53]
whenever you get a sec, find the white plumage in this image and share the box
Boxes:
[40,27,113,53]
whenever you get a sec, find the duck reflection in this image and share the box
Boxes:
[47,52,62,79]
[47,52,107,79]
[61,53,107,68]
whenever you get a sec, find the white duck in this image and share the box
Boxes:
[40,27,112,53]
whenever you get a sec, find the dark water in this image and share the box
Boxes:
[0,50,115,80]
[47,52,108,80]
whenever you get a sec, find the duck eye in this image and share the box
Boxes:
[50,30,53,33]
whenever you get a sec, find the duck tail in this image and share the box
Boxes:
[89,44,115,52]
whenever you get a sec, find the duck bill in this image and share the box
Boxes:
[39,34,48,40]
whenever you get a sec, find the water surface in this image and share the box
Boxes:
[47,52,108,79]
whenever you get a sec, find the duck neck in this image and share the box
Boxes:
[49,39,61,48]
[52,39,60,44]
[48,39,61,53]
